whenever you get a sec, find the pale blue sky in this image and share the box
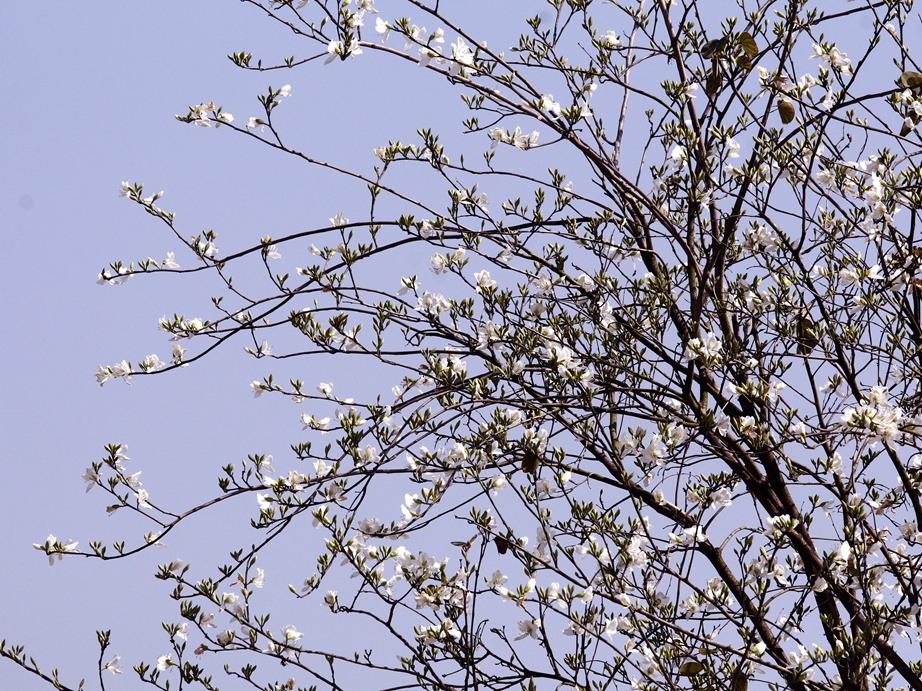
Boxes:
[3,1,858,688]
[2,3,549,688]
[1,3,381,687]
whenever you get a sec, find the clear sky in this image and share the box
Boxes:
[2,3,551,688]
[0,3,379,687]
[1,0,894,689]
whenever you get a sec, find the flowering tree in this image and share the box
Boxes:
[9,0,922,690]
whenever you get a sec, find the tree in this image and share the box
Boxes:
[7,0,922,689]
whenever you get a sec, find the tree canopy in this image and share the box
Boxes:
[9,1,922,690]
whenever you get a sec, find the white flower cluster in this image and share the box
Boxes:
[487,126,540,150]
[811,42,852,74]
[158,315,208,340]
[741,222,780,254]
[174,101,234,127]
[535,329,595,381]
[33,533,79,566]
[682,331,722,364]
[639,422,688,468]
[406,440,474,473]
[417,291,451,316]
[416,618,462,646]
[840,386,904,447]
[375,17,476,77]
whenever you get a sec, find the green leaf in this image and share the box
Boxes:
[705,67,722,95]
[898,71,922,89]
[495,535,509,554]
[679,661,706,676]
[778,100,795,124]
[796,316,818,355]
[731,666,749,691]
[738,31,758,58]
[735,54,753,72]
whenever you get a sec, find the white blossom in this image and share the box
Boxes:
[449,37,475,75]
[514,618,542,640]
[683,332,722,363]
[812,43,852,73]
